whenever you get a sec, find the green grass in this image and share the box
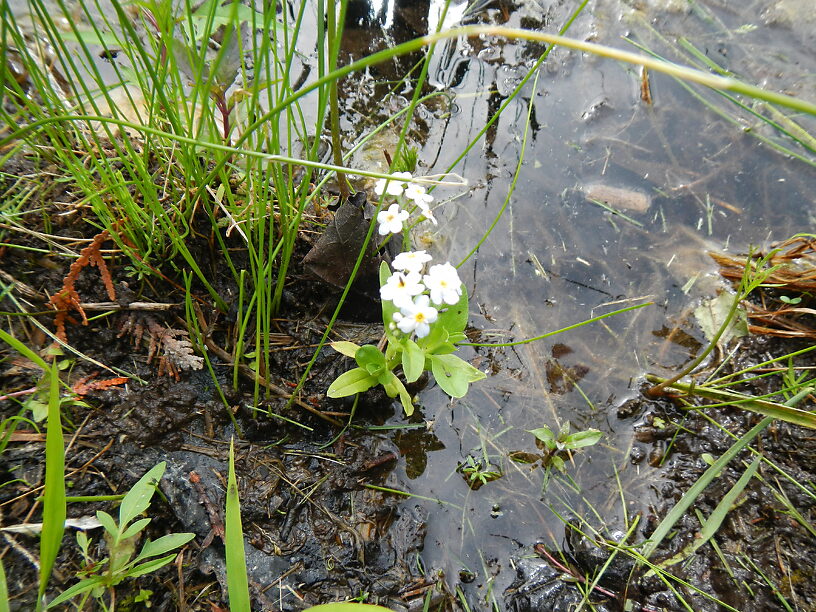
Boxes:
[225,438,250,612]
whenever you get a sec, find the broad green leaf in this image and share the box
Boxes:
[434,283,469,335]
[430,354,485,398]
[120,517,151,540]
[388,375,414,417]
[327,368,378,398]
[528,427,556,449]
[39,359,65,610]
[564,429,603,449]
[416,322,449,353]
[46,576,105,608]
[134,533,195,562]
[119,463,165,528]
[379,371,399,398]
[95,510,117,536]
[447,332,467,344]
[330,341,361,358]
[225,439,250,612]
[401,339,424,383]
[355,345,386,372]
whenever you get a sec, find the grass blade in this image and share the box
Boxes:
[640,386,812,560]
[225,438,250,611]
[658,457,760,568]
[0,556,8,612]
[37,360,65,611]
[646,376,816,430]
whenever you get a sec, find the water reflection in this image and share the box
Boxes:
[337,0,816,607]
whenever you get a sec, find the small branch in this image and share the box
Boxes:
[78,301,178,312]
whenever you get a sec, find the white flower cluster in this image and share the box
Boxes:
[380,250,463,338]
[374,172,437,236]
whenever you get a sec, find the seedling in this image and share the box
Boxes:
[459,455,502,490]
[512,423,603,490]
[47,463,194,610]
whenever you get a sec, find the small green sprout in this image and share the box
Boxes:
[516,423,603,490]
[47,463,195,610]
[459,456,502,490]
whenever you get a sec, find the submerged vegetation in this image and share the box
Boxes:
[1,0,815,609]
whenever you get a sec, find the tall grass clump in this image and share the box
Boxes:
[0,0,361,391]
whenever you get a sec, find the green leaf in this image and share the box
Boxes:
[119,463,165,528]
[401,339,424,383]
[428,342,456,356]
[120,517,151,540]
[330,341,361,358]
[134,533,195,562]
[39,360,65,609]
[327,368,378,398]
[225,439,250,612]
[95,510,118,536]
[658,457,760,569]
[447,332,467,344]
[434,283,469,335]
[528,427,556,449]
[429,354,485,398]
[558,421,571,439]
[0,557,7,612]
[379,262,401,343]
[355,345,386,372]
[416,322,449,353]
[550,455,565,472]
[46,576,106,608]
[121,554,176,579]
[647,376,816,430]
[564,429,603,449]
[394,377,415,417]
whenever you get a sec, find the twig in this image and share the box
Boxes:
[78,301,178,312]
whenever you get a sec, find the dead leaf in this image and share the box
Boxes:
[303,191,380,287]
[694,291,748,344]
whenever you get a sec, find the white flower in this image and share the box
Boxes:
[392,250,432,274]
[394,294,438,338]
[405,183,433,205]
[374,171,413,197]
[423,262,463,305]
[377,203,409,235]
[380,271,424,309]
[405,184,437,225]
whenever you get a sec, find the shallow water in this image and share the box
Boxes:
[338,0,816,606]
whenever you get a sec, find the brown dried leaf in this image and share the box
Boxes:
[302,192,380,287]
